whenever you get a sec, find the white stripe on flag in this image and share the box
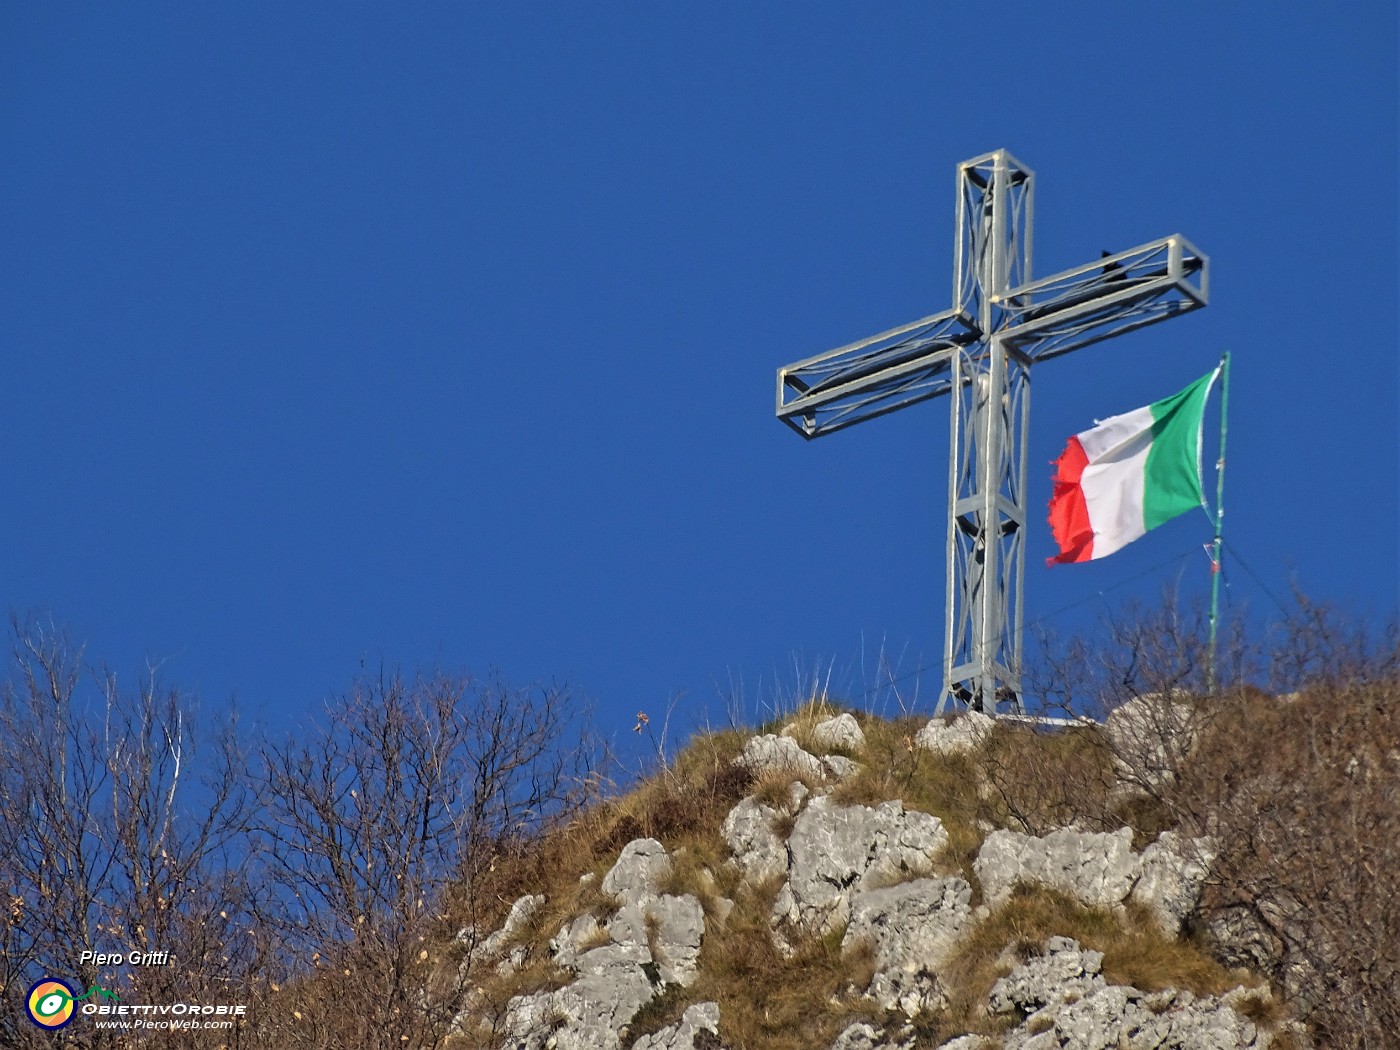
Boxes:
[1078,405,1154,559]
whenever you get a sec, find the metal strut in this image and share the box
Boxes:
[775,149,1209,715]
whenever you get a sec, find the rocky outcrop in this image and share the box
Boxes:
[735,734,827,780]
[719,792,794,885]
[466,713,1279,1050]
[737,732,862,782]
[631,1002,723,1050]
[496,839,708,1050]
[459,892,545,978]
[503,942,656,1050]
[974,826,1213,934]
[810,712,866,753]
[976,827,1141,911]
[842,876,972,1015]
[916,711,994,755]
[772,795,948,937]
[600,840,706,987]
[989,936,1108,1014]
[990,938,1273,1050]
[1105,691,1199,787]
[1135,830,1217,935]
[830,1021,914,1050]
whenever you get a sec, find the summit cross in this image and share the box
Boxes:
[776,149,1209,714]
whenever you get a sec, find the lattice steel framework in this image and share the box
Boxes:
[776,149,1208,713]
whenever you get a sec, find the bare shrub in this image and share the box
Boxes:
[1174,611,1399,1047]
[1030,594,1399,1048]
[0,619,258,1049]
[249,670,592,1050]
[977,722,1118,837]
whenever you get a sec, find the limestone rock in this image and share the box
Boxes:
[1137,990,1270,1048]
[1130,830,1216,935]
[551,912,606,968]
[734,734,828,780]
[974,825,1216,935]
[458,893,545,980]
[603,838,672,904]
[502,941,657,1050]
[501,839,710,1049]
[990,936,1106,1016]
[990,940,1272,1050]
[843,877,973,1016]
[811,712,866,753]
[829,1021,915,1050]
[915,711,994,755]
[935,1039,996,1050]
[974,827,1140,910]
[722,795,791,885]
[1022,985,1152,1050]
[821,754,863,780]
[458,892,544,958]
[640,894,706,986]
[489,894,545,950]
[1009,985,1271,1050]
[829,1023,880,1050]
[774,796,948,935]
[600,841,705,985]
[631,1001,723,1050]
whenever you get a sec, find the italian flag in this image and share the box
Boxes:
[1048,365,1220,565]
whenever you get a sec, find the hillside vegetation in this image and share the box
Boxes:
[433,600,1395,1050]
[1,598,1394,1049]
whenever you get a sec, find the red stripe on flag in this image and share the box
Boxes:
[1047,435,1093,565]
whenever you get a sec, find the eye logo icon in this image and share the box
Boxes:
[26,979,77,1029]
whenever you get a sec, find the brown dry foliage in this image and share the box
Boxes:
[8,593,1389,1049]
[696,897,876,1050]
[1176,677,1399,1046]
[930,885,1240,1044]
[0,620,262,1050]
[1030,594,1399,1049]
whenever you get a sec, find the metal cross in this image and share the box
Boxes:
[776,149,1209,714]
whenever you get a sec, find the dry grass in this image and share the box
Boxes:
[438,726,756,1034]
[929,884,1237,1042]
[686,882,878,1050]
[442,689,1317,1048]
[1099,902,1237,995]
[759,697,844,753]
[827,713,985,880]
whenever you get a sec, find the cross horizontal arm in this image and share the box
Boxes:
[1001,235,1208,362]
[776,307,979,439]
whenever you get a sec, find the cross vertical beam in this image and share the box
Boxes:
[943,151,1033,713]
[775,149,1208,715]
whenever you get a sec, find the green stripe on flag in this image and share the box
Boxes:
[1143,368,1217,530]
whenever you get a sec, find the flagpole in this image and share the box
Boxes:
[1207,351,1231,693]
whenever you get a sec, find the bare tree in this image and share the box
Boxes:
[248,669,592,1050]
[1026,594,1399,1047]
[1176,603,1399,1048]
[0,618,259,1049]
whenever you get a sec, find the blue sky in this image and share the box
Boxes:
[3,4,1396,748]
